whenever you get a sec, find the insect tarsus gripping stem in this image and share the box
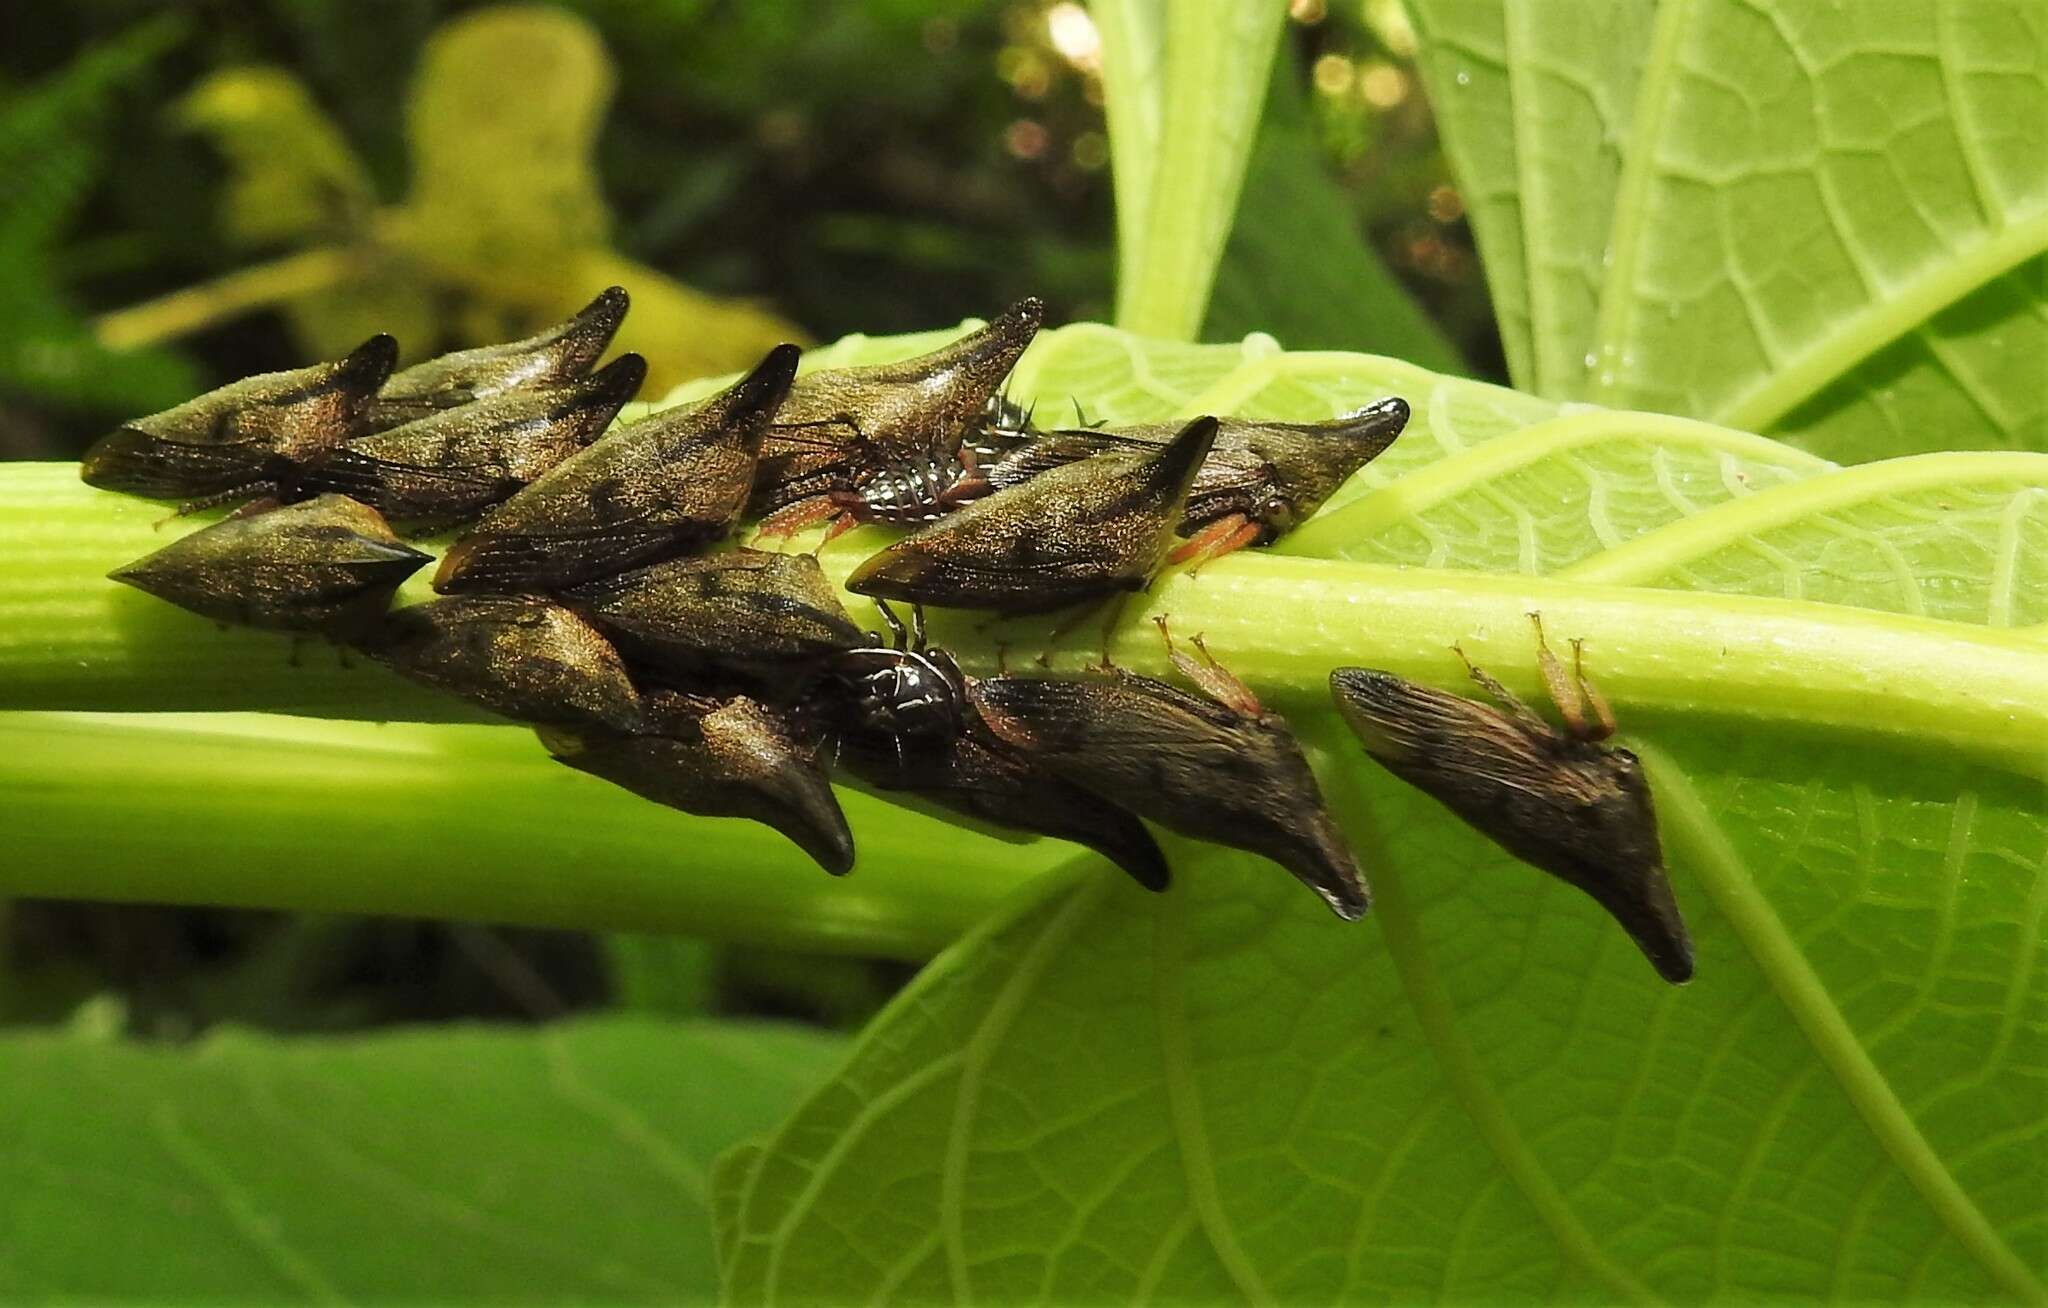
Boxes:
[1570,636,1618,742]
[1155,615,1262,716]
[1452,641,1551,741]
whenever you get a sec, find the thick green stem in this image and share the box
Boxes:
[1,711,1049,958]
[5,465,2044,778]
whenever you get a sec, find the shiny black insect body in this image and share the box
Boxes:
[1329,616,1693,984]
[825,602,969,761]
[820,389,1036,533]
[799,601,1169,891]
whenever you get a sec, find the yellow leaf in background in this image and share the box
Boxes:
[404,4,613,265]
[136,4,805,391]
[175,67,375,248]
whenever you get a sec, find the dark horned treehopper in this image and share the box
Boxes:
[1328,616,1694,984]
[567,547,863,679]
[361,286,631,431]
[80,334,399,506]
[750,298,1045,533]
[972,622,1368,920]
[433,344,800,595]
[801,602,1168,891]
[988,397,1410,563]
[302,353,647,530]
[356,595,643,734]
[108,494,429,642]
[844,414,1218,615]
[541,690,855,876]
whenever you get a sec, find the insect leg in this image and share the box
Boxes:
[1169,513,1262,569]
[1570,636,1619,742]
[1451,642,1553,741]
[910,603,928,652]
[1155,616,1262,714]
[877,599,909,650]
[1528,612,1589,738]
[754,495,842,545]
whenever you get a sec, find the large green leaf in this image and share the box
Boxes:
[713,326,2048,1302]
[4,319,2044,1298]
[1410,0,2048,458]
[0,1015,842,1301]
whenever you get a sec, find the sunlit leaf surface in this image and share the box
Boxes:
[1411,0,2048,458]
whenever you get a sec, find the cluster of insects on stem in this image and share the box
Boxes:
[84,288,1692,983]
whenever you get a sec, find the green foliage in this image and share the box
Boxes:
[0,20,199,414]
[712,327,2047,1301]
[166,6,804,390]
[0,1013,843,1300]
[1409,0,2048,457]
[2,0,2044,1302]
[1095,0,1286,338]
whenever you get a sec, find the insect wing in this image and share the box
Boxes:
[543,692,854,875]
[973,673,1367,918]
[109,494,428,638]
[365,286,631,429]
[359,595,643,733]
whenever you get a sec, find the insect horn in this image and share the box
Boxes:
[331,332,402,400]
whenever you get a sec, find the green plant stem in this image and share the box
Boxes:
[5,464,2044,779]
[93,247,362,350]
[1102,1,1286,340]
[0,711,1049,957]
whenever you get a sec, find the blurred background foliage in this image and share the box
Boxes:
[1,0,1498,1038]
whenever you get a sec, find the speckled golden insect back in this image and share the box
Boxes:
[1329,617,1694,984]
[304,353,647,530]
[357,594,643,735]
[360,286,631,431]
[973,622,1369,920]
[567,548,863,680]
[845,414,1218,614]
[750,297,1045,531]
[432,343,800,595]
[108,494,429,641]
[80,334,398,505]
[989,396,1411,563]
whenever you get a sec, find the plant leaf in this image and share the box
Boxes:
[1411,0,2048,458]
[1405,0,1658,395]
[0,20,200,414]
[712,324,2048,1303]
[1098,0,1288,339]
[0,1015,841,1301]
[1204,45,1465,372]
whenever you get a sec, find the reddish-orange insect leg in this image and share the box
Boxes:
[753,496,843,548]
[1169,514,1262,570]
